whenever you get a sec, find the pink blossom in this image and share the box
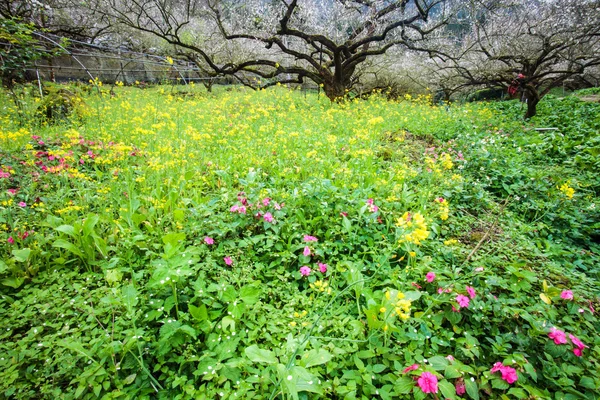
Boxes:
[500,366,518,384]
[224,256,233,266]
[318,263,328,273]
[490,362,504,373]
[426,272,436,283]
[303,235,318,242]
[263,212,274,223]
[491,363,518,384]
[455,380,466,395]
[262,198,271,206]
[0,171,10,178]
[204,237,214,245]
[417,371,438,394]
[80,159,85,165]
[18,202,26,208]
[438,288,444,294]
[474,267,484,272]
[402,364,419,374]
[303,246,312,257]
[7,189,17,195]
[300,266,311,276]
[548,327,567,345]
[7,237,14,245]
[274,202,282,210]
[238,206,247,214]
[230,205,240,212]
[456,294,470,308]
[411,282,422,289]
[445,355,455,362]
[340,212,348,217]
[560,290,573,300]
[466,286,476,299]
[568,334,587,357]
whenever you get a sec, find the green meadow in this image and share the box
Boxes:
[0,84,599,399]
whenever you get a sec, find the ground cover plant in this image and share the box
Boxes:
[0,83,599,399]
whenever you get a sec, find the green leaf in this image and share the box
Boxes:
[507,388,528,398]
[394,376,414,394]
[239,284,261,305]
[245,345,277,364]
[428,355,449,371]
[12,248,31,263]
[444,365,462,379]
[123,373,137,385]
[121,284,138,314]
[439,380,457,400]
[53,239,84,258]
[82,214,100,236]
[302,349,333,368]
[579,376,597,389]
[189,304,208,321]
[523,362,537,382]
[1,277,25,288]
[56,224,76,237]
[465,378,479,400]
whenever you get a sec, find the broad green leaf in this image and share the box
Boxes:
[121,284,138,314]
[53,239,84,258]
[444,365,462,379]
[507,388,528,398]
[302,349,333,368]
[82,214,100,236]
[123,373,137,385]
[1,277,25,288]
[12,248,31,262]
[465,378,479,400]
[439,380,457,400]
[59,339,97,364]
[240,284,261,305]
[245,345,277,364]
[428,355,449,371]
[56,224,76,237]
[189,304,208,321]
[105,269,123,285]
[394,376,414,394]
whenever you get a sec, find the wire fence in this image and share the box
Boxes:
[27,32,231,86]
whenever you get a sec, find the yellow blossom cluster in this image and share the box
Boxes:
[396,212,430,245]
[559,183,575,200]
[384,289,412,321]
[309,280,332,294]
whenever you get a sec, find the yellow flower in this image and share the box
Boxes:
[166,56,174,65]
[559,183,574,200]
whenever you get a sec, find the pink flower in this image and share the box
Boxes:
[7,189,17,195]
[224,256,233,266]
[474,267,484,272]
[18,202,26,208]
[300,266,311,276]
[426,272,436,283]
[303,235,318,242]
[490,362,504,373]
[303,246,312,257]
[568,334,587,357]
[238,206,247,214]
[456,294,470,308]
[560,290,573,300]
[491,363,518,384]
[204,236,214,245]
[318,263,328,273]
[230,205,239,212]
[445,355,455,362]
[466,286,476,299]
[455,380,466,395]
[548,327,567,345]
[500,366,518,384]
[274,202,282,210]
[7,237,14,245]
[417,371,438,394]
[263,212,274,223]
[402,363,419,374]
[340,212,348,217]
[262,198,271,206]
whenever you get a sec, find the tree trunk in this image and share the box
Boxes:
[323,80,346,101]
[523,86,540,119]
[524,98,539,119]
